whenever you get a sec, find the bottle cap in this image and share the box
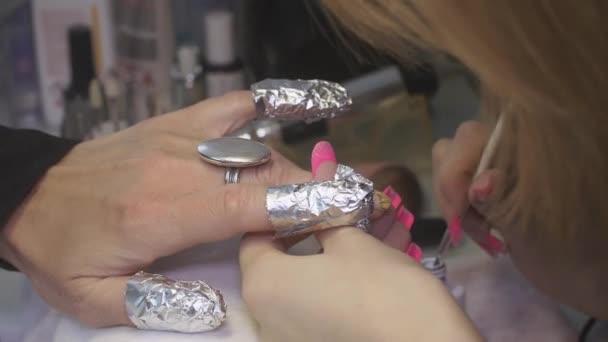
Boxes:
[203,10,236,66]
[177,45,201,75]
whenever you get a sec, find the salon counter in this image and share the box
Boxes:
[0,236,584,342]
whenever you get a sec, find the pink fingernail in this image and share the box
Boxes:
[311,141,336,177]
[406,243,423,262]
[479,232,507,255]
[448,216,463,245]
[471,174,493,204]
[396,206,415,230]
[382,186,403,208]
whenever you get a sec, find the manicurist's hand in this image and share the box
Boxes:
[240,143,482,342]
[0,92,309,327]
[432,121,507,228]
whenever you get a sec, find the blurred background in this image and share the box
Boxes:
[0,0,480,241]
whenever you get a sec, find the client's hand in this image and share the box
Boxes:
[0,92,309,327]
[240,150,482,342]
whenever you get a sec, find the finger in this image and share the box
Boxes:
[309,142,390,252]
[433,121,490,220]
[467,169,504,215]
[369,208,397,240]
[168,184,280,247]
[239,232,287,273]
[431,138,451,168]
[383,220,412,251]
[308,141,347,250]
[239,150,311,186]
[173,91,256,137]
[194,146,310,187]
[69,275,132,328]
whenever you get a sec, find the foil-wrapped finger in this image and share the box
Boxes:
[268,164,379,238]
[251,79,352,123]
[125,272,226,333]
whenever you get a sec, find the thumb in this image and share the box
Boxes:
[69,275,132,328]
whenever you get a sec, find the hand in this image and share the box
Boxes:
[0,92,309,327]
[240,146,481,342]
[432,121,496,222]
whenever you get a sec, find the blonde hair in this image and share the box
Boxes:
[323,0,608,275]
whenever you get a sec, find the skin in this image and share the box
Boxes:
[0,91,310,328]
[434,122,608,320]
[239,148,483,342]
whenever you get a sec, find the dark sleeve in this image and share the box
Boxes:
[0,126,78,270]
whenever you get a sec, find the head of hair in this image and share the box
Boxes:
[323,0,608,318]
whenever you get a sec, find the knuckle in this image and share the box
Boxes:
[143,132,188,157]
[432,138,451,163]
[253,161,279,184]
[250,156,307,186]
[437,168,469,208]
[138,151,186,179]
[455,121,484,139]
[437,168,458,196]
[110,192,157,236]
[218,187,250,219]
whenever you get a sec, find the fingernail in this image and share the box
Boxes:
[406,243,423,262]
[448,216,463,245]
[371,191,391,219]
[471,174,493,204]
[382,186,403,209]
[479,232,507,256]
[311,141,336,177]
[376,191,391,211]
[396,206,415,230]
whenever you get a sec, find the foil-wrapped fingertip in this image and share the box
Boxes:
[252,79,352,122]
[267,165,374,238]
[125,272,227,333]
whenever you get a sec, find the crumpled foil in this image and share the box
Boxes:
[251,79,352,123]
[267,164,374,238]
[125,272,227,333]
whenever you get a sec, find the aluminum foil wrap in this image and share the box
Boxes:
[251,79,352,123]
[125,272,227,333]
[268,164,374,238]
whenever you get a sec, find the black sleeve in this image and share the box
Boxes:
[0,126,78,270]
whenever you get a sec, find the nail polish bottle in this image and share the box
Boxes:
[421,256,465,307]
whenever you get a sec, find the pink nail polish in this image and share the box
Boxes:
[396,206,415,230]
[382,186,403,208]
[448,216,463,245]
[406,243,423,262]
[479,232,506,255]
[471,175,493,203]
[311,141,336,177]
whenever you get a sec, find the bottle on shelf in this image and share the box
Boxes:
[171,44,204,109]
[202,9,245,98]
[61,25,96,140]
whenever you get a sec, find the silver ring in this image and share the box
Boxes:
[224,167,240,184]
